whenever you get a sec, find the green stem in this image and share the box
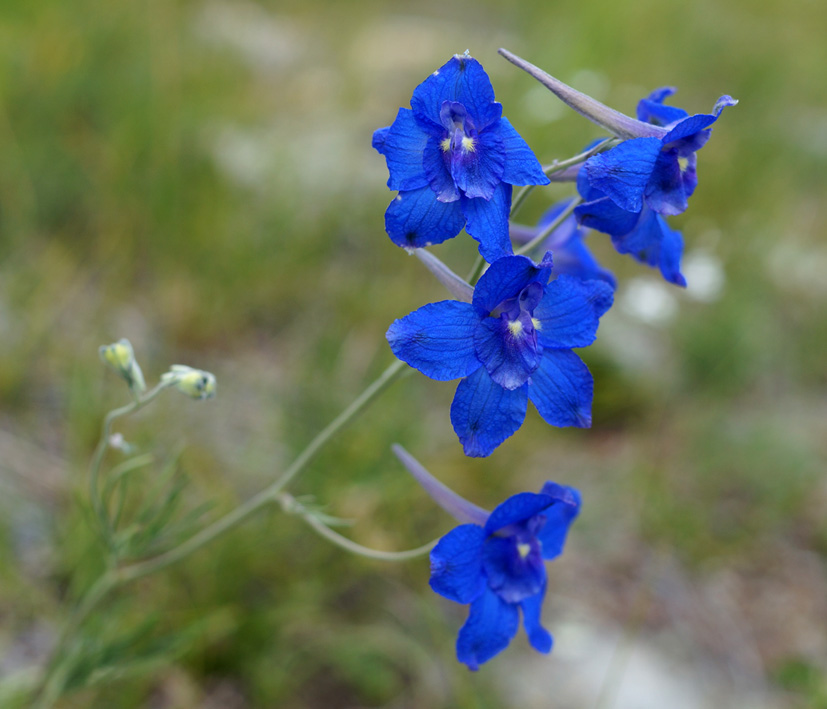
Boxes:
[510,184,536,218]
[34,358,411,707]
[32,573,119,709]
[542,137,619,176]
[293,502,437,561]
[515,196,582,256]
[465,254,486,286]
[89,381,174,535]
[118,358,410,583]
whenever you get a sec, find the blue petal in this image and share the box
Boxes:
[386,300,482,380]
[636,87,687,127]
[551,235,617,289]
[482,535,546,603]
[643,149,689,216]
[495,117,550,186]
[461,183,513,263]
[662,113,717,150]
[422,135,459,202]
[378,108,431,191]
[412,55,503,132]
[451,128,505,201]
[575,196,641,237]
[576,163,605,203]
[384,187,466,249]
[657,218,687,287]
[484,492,556,535]
[372,126,390,154]
[583,137,663,213]
[712,94,739,117]
[429,523,487,604]
[536,482,582,560]
[533,275,610,349]
[610,207,686,286]
[456,587,520,671]
[472,254,551,316]
[450,366,528,457]
[528,350,593,428]
[520,581,553,653]
[473,314,542,390]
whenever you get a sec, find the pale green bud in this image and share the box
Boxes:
[161,364,216,400]
[99,338,146,393]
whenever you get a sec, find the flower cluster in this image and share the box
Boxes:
[375,50,734,669]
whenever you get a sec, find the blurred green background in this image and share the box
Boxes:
[1,0,826,707]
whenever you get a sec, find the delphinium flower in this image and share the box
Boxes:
[510,198,617,288]
[386,253,612,456]
[393,445,580,670]
[577,88,737,220]
[498,50,736,284]
[499,50,736,218]
[373,53,550,262]
[574,167,687,286]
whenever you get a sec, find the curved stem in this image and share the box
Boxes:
[34,358,412,707]
[515,196,582,256]
[542,137,618,177]
[510,184,536,218]
[299,512,436,561]
[117,358,411,583]
[465,254,486,285]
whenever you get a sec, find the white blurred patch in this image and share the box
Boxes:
[193,0,303,71]
[210,125,271,188]
[620,278,679,325]
[522,84,567,124]
[768,243,827,297]
[497,618,781,709]
[683,249,725,302]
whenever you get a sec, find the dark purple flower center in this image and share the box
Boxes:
[439,101,478,155]
[494,281,544,348]
[482,514,548,603]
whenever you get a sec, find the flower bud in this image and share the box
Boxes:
[99,339,146,393]
[161,365,216,400]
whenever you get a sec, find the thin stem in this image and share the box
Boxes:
[117,358,411,583]
[542,137,619,177]
[510,184,536,218]
[89,381,174,534]
[515,196,582,256]
[295,507,436,561]
[32,573,119,709]
[465,254,486,286]
[35,359,411,707]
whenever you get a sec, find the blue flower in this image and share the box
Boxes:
[497,51,736,218]
[511,199,617,288]
[580,89,737,217]
[574,167,687,286]
[386,254,613,456]
[392,445,581,670]
[373,54,549,262]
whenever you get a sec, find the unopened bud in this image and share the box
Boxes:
[99,339,146,393]
[161,365,216,400]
